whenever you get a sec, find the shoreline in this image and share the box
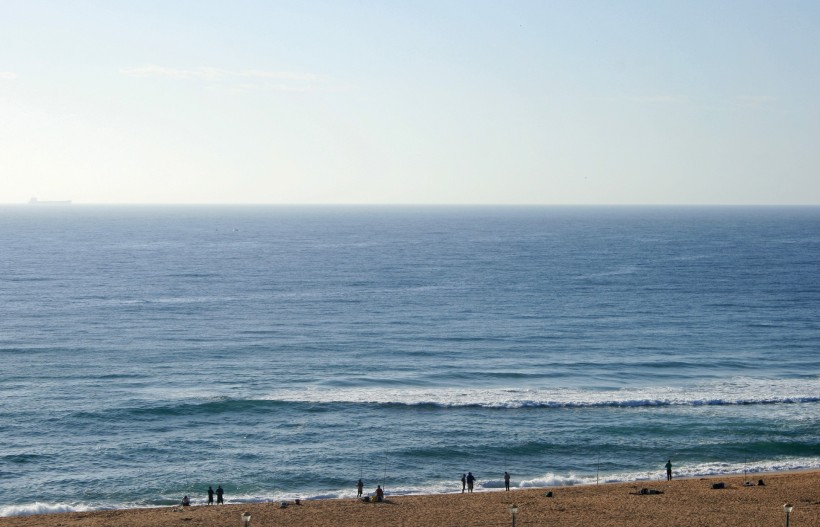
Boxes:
[2,469,817,527]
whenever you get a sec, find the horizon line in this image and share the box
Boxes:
[4,202,820,207]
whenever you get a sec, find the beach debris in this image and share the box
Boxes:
[544,491,554,497]
[630,488,664,495]
[711,482,725,489]
[639,488,664,495]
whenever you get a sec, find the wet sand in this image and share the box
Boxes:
[1,471,817,527]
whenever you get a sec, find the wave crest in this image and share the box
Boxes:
[0,502,95,517]
[267,377,820,409]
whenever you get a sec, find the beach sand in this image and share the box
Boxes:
[2,471,817,527]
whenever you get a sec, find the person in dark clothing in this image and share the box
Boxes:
[461,473,466,493]
[665,460,673,481]
[207,486,214,505]
[357,479,364,498]
[375,485,384,502]
[216,485,224,504]
[466,472,475,493]
[504,471,510,491]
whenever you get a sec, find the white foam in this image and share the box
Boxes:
[264,376,820,409]
[0,502,96,517]
[213,456,820,504]
[6,457,820,517]
[515,458,820,489]
[517,472,591,488]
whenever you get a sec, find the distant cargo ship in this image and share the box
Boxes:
[29,197,72,205]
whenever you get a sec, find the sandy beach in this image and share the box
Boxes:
[2,471,817,527]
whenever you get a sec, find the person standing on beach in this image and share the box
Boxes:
[461,473,466,493]
[216,485,224,504]
[466,472,475,492]
[357,479,364,498]
[207,486,214,505]
[504,471,510,491]
[376,485,384,502]
[665,459,673,481]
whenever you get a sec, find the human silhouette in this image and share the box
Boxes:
[466,472,475,493]
[216,485,224,504]
[504,471,510,491]
[665,459,673,481]
[207,486,214,505]
[357,479,364,498]
[461,473,466,493]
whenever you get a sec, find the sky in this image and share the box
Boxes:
[1,0,819,205]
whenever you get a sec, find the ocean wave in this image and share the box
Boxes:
[73,377,820,421]
[0,502,96,517]
[135,458,820,500]
[546,457,820,487]
[491,458,820,490]
[265,377,820,409]
[1,453,52,464]
[77,397,290,420]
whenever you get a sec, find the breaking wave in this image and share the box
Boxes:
[0,502,97,517]
[266,376,820,409]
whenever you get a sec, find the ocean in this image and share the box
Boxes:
[1,205,818,517]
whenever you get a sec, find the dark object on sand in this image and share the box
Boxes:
[639,488,664,495]
[758,479,765,486]
[544,491,553,497]
[712,482,725,489]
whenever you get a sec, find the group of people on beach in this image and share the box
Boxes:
[355,458,675,501]
[206,485,224,505]
[357,470,506,502]
[460,472,479,492]
[186,460,674,507]
[356,479,384,502]
[183,485,224,506]
[459,471,511,493]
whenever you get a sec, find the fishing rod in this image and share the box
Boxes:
[382,456,388,493]
[597,452,600,486]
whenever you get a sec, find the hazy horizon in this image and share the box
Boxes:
[8,201,820,208]
[3,1,819,205]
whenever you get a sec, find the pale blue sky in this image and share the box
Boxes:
[1,0,819,204]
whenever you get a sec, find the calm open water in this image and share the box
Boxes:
[1,205,819,516]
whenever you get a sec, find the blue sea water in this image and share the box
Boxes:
[1,205,819,517]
